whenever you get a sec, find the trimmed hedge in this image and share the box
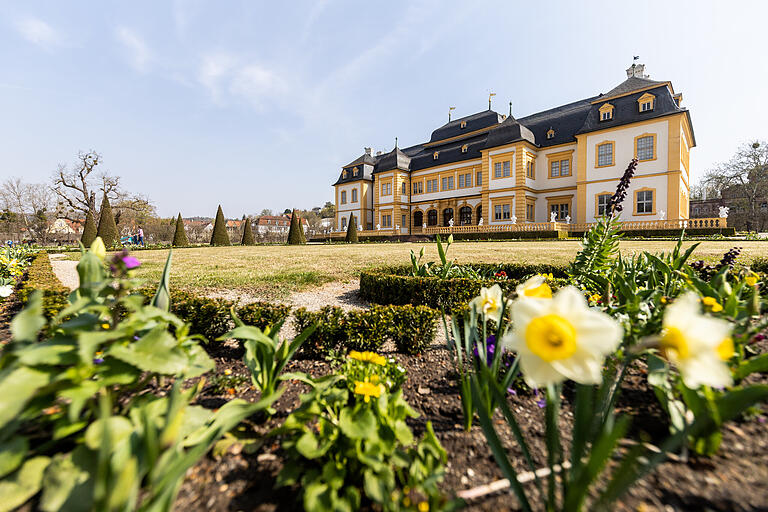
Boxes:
[387,304,440,355]
[360,263,568,313]
[449,230,567,241]
[18,253,70,319]
[569,227,736,238]
[750,257,768,273]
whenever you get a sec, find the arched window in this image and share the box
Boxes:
[427,210,438,226]
[476,205,482,224]
[413,211,423,227]
[443,208,454,226]
[459,206,472,225]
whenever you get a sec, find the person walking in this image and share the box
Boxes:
[138,226,145,246]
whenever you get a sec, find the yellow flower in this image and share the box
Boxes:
[746,273,759,287]
[90,237,106,260]
[515,276,553,300]
[701,296,723,313]
[659,292,733,388]
[471,284,506,324]
[224,369,232,376]
[589,293,601,303]
[418,501,430,512]
[353,380,384,402]
[502,287,623,387]
[661,296,668,304]
[348,350,387,366]
[101,323,110,330]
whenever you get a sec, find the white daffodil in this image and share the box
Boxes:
[502,286,623,387]
[0,284,13,297]
[515,275,553,300]
[659,292,734,389]
[470,284,505,324]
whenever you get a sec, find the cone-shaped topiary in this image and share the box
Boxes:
[96,194,119,248]
[172,213,189,247]
[241,217,255,246]
[345,213,358,243]
[287,209,306,245]
[81,210,97,247]
[210,205,231,246]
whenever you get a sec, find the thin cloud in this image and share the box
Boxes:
[197,53,283,109]
[115,27,152,72]
[15,17,60,48]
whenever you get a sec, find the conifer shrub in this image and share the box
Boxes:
[287,209,306,245]
[210,205,231,246]
[345,213,358,243]
[96,194,119,248]
[81,210,97,247]
[172,213,189,247]
[241,217,255,246]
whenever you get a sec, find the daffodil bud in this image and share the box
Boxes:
[90,237,106,260]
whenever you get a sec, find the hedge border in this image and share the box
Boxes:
[18,253,70,319]
[359,263,568,313]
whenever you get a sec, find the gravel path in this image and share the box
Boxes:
[49,255,79,290]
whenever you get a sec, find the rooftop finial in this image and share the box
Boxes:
[448,106,456,122]
[509,101,512,117]
[488,91,496,111]
[395,136,398,149]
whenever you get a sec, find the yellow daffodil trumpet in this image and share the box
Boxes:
[470,284,506,324]
[515,276,553,300]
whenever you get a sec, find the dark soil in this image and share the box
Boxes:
[173,339,768,512]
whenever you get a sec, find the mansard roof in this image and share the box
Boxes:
[342,152,376,169]
[428,110,504,143]
[373,147,411,173]
[483,115,537,149]
[602,75,668,100]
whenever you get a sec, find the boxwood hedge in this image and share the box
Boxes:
[359,263,568,313]
[18,252,70,319]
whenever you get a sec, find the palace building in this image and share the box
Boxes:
[332,63,695,234]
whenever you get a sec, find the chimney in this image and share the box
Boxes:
[364,147,372,156]
[626,63,649,79]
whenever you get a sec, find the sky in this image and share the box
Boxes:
[1,0,766,218]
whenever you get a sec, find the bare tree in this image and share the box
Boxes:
[703,141,768,232]
[52,150,153,225]
[0,178,55,241]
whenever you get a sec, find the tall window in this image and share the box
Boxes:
[476,170,482,186]
[494,162,502,178]
[413,211,423,226]
[351,189,358,202]
[341,191,347,204]
[636,135,655,161]
[636,190,653,214]
[413,181,423,194]
[341,217,347,229]
[443,208,453,226]
[476,206,482,223]
[503,161,511,177]
[526,203,534,221]
[441,176,454,190]
[550,203,569,221]
[381,183,392,196]
[401,214,407,227]
[526,161,535,178]
[459,206,472,225]
[458,173,472,188]
[597,143,614,167]
[458,174,465,188]
[494,205,503,220]
[550,159,570,177]
[596,194,611,216]
[427,209,438,226]
[502,204,511,219]
[353,167,359,177]
[401,182,407,194]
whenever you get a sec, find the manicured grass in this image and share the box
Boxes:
[70,240,768,300]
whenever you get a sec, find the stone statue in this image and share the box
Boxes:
[550,211,557,223]
[478,217,483,226]
[565,215,571,224]
[718,206,730,218]
[659,210,666,221]
[511,215,517,224]
[395,224,400,231]
[422,223,427,229]
[448,218,454,227]
[359,225,363,231]
[376,223,381,230]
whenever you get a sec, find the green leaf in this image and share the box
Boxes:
[339,406,376,440]
[10,291,46,344]
[734,353,768,381]
[0,437,28,479]
[84,416,134,451]
[0,456,51,512]
[0,367,52,430]
[296,430,321,459]
[15,340,78,366]
[151,250,173,312]
[108,325,189,375]
[39,449,95,512]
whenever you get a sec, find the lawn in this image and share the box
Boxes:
[71,240,768,300]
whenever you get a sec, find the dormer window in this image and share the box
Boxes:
[546,129,555,140]
[637,92,655,112]
[342,170,348,179]
[460,121,467,129]
[433,151,439,160]
[353,166,359,177]
[598,103,614,121]
[461,144,468,153]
